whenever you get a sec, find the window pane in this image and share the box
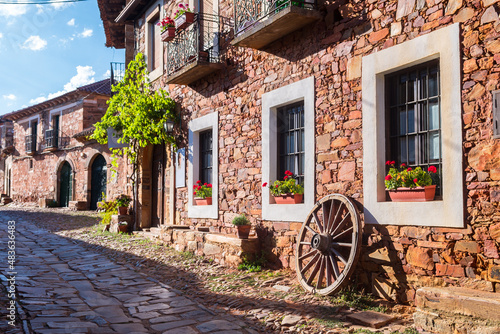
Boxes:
[408,71,416,102]
[407,104,415,133]
[420,70,427,99]
[408,136,416,164]
[429,132,440,161]
[429,99,440,130]
[399,107,406,135]
[420,102,428,131]
[429,67,439,97]
[399,75,407,104]
[399,137,407,163]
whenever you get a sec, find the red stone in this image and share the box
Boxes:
[406,245,434,270]
[368,28,389,44]
[484,239,499,259]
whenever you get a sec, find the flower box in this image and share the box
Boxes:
[274,194,303,204]
[195,197,212,205]
[387,185,436,202]
[175,12,195,30]
[161,27,176,42]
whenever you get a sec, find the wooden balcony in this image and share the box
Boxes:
[232,0,321,50]
[165,14,224,85]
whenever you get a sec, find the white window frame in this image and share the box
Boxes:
[187,112,218,219]
[145,0,163,82]
[262,76,315,222]
[362,23,463,227]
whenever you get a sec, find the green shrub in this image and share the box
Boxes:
[232,214,250,226]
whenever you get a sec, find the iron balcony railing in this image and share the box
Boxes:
[167,13,223,77]
[45,129,59,149]
[25,134,36,154]
[234,0,318,36]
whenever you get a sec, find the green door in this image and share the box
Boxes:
[59,162,72,207]
[90,155,107,210]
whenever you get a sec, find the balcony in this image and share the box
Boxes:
[166,13,225,85]
[25,134,36,155]
[232,0,321,49]
[45,129,59,151]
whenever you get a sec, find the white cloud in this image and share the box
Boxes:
[0,33,3,39]
[102,70,111,79]
[0,3,28,17]
[21,36,47,51]
[79,28,93,38]
[67,18,75,26]
[51,2,72,10]
[3,94,16,101]
[29,66,96,105]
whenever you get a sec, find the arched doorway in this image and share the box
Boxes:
[90,154,107,210]
[59,161,72,207]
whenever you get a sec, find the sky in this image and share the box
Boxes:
[0,0,125,115]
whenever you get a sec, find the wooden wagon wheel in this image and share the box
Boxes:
[295,194,362,296]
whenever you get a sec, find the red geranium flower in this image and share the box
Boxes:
[262,182,267,187]
[275,185,279,188]
[385,175,392,181]
[207,184,212,188]
[196,180,201,184]
[197,186,202,190]
[386,161,392,165]
[407,168,412,171]
[204,183,207,186]
[428,166,437,173]
[401,163,406,167]
[193,192,196,195]
[413,178,418,183]
[284,176,288,180]
[193,185,197,189]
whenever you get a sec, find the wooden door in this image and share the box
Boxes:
[151,143,165,227]
[90,154,107,210]
[59,162,72,207]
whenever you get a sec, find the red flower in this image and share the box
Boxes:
[275,185,279,188]
[204,183,207,186]
[407,168,412,171]
[193,192,196,195]
[391,161,395,165]
[262,182,267,187]
[285,170,292,176]
[385,175,392,181]
[193,185,197,189]
[401,163,406,167]
[197,186,202,190]
[428,166,437,173]
[386,161,392,165]
[284,176,288,180]
[196,180,201,184]
[207,184,212,188]
[413,178,418,183]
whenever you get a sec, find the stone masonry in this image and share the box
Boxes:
[99,0,500,303]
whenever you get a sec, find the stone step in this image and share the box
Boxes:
[414,287,500,334]
[149,227,161,235]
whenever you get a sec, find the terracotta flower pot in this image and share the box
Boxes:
[175,12,195,30]
[161,27,176,42]
[195,197,212,205]
[274,194,303,204]
[236,225,251,239]
[118,224,128,233]
[387,185,436,202]
[118,207,128,215]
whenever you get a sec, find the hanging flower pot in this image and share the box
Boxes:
[175,12,195,30]
[387,185,436,202]
[195,197,212,206]
[161,27,176,42]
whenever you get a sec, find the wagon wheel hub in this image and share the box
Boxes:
[311,233,330,253]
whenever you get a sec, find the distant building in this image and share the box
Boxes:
[0,79,129,209]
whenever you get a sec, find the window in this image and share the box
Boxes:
[262,77,315,222]
[199,130,213,184]
[278,102,305,185]
[145,1,163,81]
[362,23,463,227]
[187,112,218,219]
[386,61,442,194]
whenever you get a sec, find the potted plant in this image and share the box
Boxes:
[263,170,304,204]
[157,17,176,42]
[173,3,194,30]
[193,181,212,205]
[232,214,251,239]
[118,221,128,233]
[385,161,439,202]
[115,194,132,215]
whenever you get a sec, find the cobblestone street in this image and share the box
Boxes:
[0,206,415,334]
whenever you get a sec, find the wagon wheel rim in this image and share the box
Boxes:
[295,194,362,296]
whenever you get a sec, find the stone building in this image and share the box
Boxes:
[0,79,129,209]
[98,0,500,312]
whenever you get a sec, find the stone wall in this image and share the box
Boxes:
[6,95,130,206]
[131,0,500,302]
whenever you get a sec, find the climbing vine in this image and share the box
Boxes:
[92,53,177,215]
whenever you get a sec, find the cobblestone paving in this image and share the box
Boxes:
[0,209,254,334]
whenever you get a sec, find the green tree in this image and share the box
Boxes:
[92,53,177,217]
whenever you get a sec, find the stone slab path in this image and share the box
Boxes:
[0,213,255,334]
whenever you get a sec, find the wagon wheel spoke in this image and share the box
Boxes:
[296,194,362,296]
